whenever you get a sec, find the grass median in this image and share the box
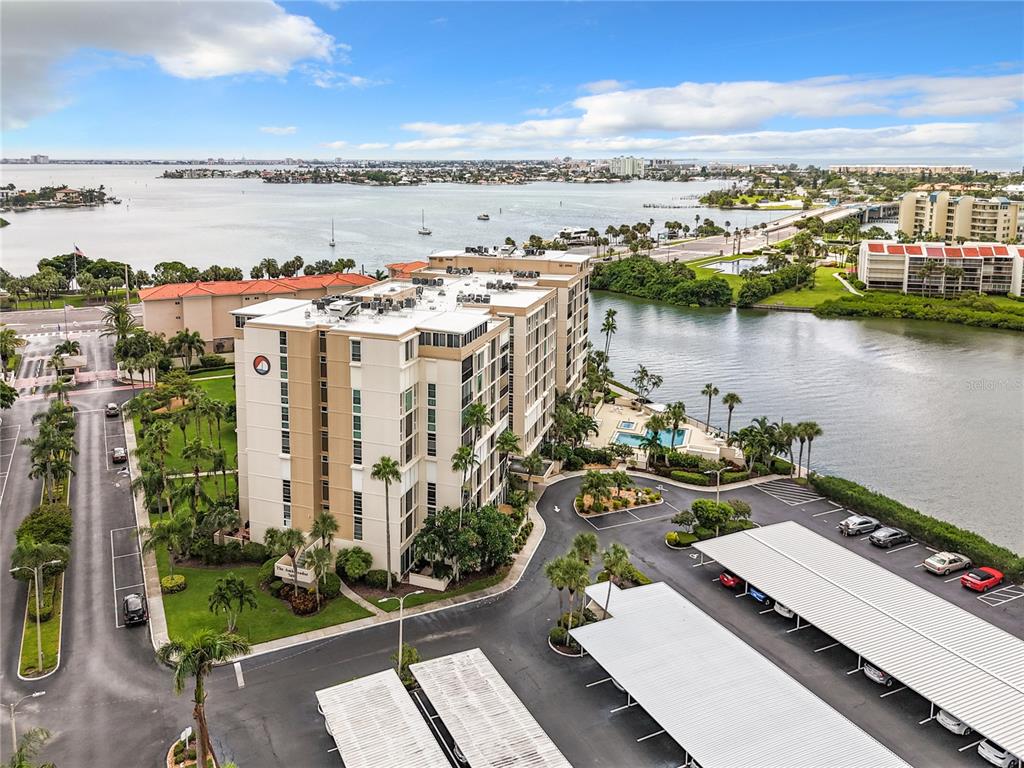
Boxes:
[19,575,63,677]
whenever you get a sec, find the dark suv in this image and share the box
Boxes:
[123,593,147,626]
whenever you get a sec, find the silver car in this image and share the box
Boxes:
[869,527,911,548]
[936,709,972,736]
[862,661,895,688]
[837,515,879,536]
[977,739,1019,768]
[923,551,972,575]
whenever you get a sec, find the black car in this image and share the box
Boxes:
[869,527,911,548]
[123,593,147,626]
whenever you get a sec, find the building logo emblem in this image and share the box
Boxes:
[253,355,271,375]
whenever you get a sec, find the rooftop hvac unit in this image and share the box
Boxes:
[467,267,474,274]
[486,282,495,290]
[438,290,446,296]
[510,283,518,290]
[404,298,415,308]
[412,277,421,285]
[376,307,385,314]
[416,286,424,296]
[482,295,491,304]
[446,266,454,274]
[436,278,444,286]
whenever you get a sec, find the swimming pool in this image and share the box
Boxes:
[618,420,636,430]
[613,428,689,448]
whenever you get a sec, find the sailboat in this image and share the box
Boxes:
[418,210,432,236]
[329,218,336,248]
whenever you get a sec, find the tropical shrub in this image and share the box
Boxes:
[590,256,733,307]
[198,354,227,368]
[813,293,1024,331]
[241,542,270,563]
[548,626,568,646]
[289,588,318,615]
[27,576,58,621]
[268,580,286,597]
[257,556,278,586]
[320,571,342,599]
[513,519,534,552]
[722,471,751,483]
[161,574,187,594]
[670,470,710,486]
[16,503,73,546]
[364,569,394,589]
[336,547,373,582]
[557,609,595,629]
[666,531,680,546]
[811,475,1024,580]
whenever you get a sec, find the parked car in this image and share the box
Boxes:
[747,586,773,608]
[837,515,879,536]
[719,571,743,589]
[105,402,120,417]
[773,602,795,619]
[935,709,973,736]
[862,661,896,688]
[923,551,972,575]
[977,740,1019,768]
[122,593,147,626]
[111,446,128,464]
[961,567,1005,593]
[869,527,911,548]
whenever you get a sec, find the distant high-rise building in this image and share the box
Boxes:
[608,156,645,178]
[30,154,49,164]
[898,192,1020,242]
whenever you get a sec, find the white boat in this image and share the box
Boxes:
[477,213,490,221]
[418,210,432,236]
[329,218,336,247]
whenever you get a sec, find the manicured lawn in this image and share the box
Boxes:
[1,293,140,311]
[192,375,235,403]
[156,551,372,644]
[172,474,237,510]
[376,567,509,612]
[134,411,237,473]
[760,267,859,308]
[19,576,63,677]
[188,368,234,382]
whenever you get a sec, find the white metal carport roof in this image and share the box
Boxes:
[314,669,449,768]
[410,648,573,768]
[571,581,911,768]
[694,521,1024,758]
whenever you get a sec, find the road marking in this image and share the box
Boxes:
[958,739,983,753]
[914,563,925,568]
[886,542,918,554]
[114,583,145,590]
[812,508,839,517]
[978,584,1024,607]
[234,662,245,688]
[880,685,907,698]
[814,642,841,653]
[112,552,141,559]
[925,546,938,553]
[0,424,21,511]
[711,577,721,582]
[636,729,666,743]
[944,575,963,583]
[758,608,774,614]
[586,677,612,688]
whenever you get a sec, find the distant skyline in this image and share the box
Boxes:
[2,1,1023,168]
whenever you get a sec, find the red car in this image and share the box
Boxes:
[960,567,1004,593]
[719,571,743,589]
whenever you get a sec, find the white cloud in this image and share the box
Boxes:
[581,79,629,95]
[260,125,298,135]
[302,66,386,89]
[322,140,348,149]
[1,1,335,129]
[357,142,390,150]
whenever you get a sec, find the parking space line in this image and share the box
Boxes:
[943,575,963,583]
[914,563,925,568]
[110,530,121,627]
[0,424,22,510]
[814,642,841,653]
[879,686,907,698]
[758,608,774,614]
[925,546,938,553]
[234,662,245,688]
[636,729,666,743]
[114,583,145,590]
[112,552,141,559]
[812,509,839,517]
[109,525,137,532]
[958,739,984,753]
[886,543,918,554]
[586,677,612,688]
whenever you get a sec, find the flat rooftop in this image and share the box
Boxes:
[431,246,591,265]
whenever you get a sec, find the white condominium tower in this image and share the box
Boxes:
[232,247,591,575]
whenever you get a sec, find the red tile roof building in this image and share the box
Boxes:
[857,240,1024,296]
[140,273,376,356]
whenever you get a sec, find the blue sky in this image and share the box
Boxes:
[2,1,1022,166]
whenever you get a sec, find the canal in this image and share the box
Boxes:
[591,292,1024,552]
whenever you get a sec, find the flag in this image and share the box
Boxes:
[73,244,85,257]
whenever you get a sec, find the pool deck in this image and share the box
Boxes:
[590,400,728,460]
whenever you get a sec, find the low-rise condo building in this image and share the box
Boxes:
[857,240,1024,296]
[139,273,375,358]
[897,192,1021,243]
[232,248,589,575]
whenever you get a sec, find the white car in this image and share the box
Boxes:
[978,740,1019,768]
[923,551,972,575]
[862,661,895,687]
[935,709,972,736]
[773,602,795,619]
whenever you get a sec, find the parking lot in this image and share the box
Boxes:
[100,410,128,471]
[110,525,146,628]
[575,497,679,532]
[0,421,20,510]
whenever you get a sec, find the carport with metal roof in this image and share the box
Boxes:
[410,648,573,768]
[570,581,911,768]
[694,520,1024,760]
[314,668,450,768]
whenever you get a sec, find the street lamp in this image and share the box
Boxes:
[8,691,45,752]
[378,591,424,675]
[703,468,726,507]
[10,561,63,674]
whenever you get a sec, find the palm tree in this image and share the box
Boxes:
[156,630,251,768]
[722,392,742,436]
[522,452,544,497]
[208,573,257,633]
[571,532,599,565]
[54,339,81,356]
[140,510,194,576]
[802,421,824,478]
[169,329,206,371]
[794,421,810,478]
[495,429,521,494]
[100,299,137,342]
[204,496,240,545]
[370,455,401,591]
[776,422,798,475]
[0,326,28,376]
[600,543,630,617]
[181,438,214,516]
[450,445,479,524]
[141,418,174,514]
[207,399,229,450]
[545,556,569,615]
[304,546,334,607]
[6,727,54,768]
[666,401,686,455]
[562,555,590,638]
[641,413,667,468]
[701,383,719,428]
[462,401,493,445]
[311,509,339,551]
[601,308,618,364]
[266,527,306,591]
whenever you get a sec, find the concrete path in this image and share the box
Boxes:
[834,271,865,296]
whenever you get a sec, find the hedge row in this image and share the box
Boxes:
[810,475,1024,580]
[27,575,59,622]
[670,470,710,486]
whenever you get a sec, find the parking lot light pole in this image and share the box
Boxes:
[8,691,45,752]
[379,591,424,674]
[11,561,64,673]
[703,468,725,506]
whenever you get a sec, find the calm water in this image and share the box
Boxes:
[0,165,781,275]
[591,293,1024,552]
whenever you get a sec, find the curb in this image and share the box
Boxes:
[574,498,664,519]
[16,573,65,681]
[547,636,585,658]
